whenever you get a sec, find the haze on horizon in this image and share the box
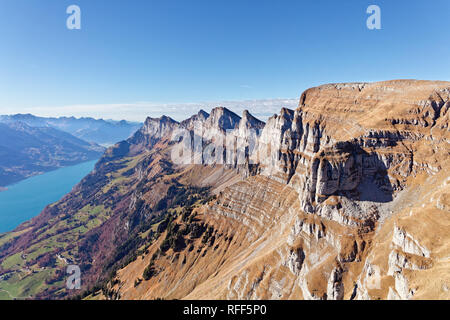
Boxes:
[0,98,299,123]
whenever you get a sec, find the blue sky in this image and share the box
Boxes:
[0,0,449,121]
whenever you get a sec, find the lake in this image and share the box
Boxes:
[0,159,98,234]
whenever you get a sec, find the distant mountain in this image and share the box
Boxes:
[0,122,104,186]
[0,114,142,146]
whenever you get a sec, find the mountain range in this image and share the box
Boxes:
[0,114,142,146]
[0,115,142,187]
[0,122,104,187]
[0,80,448,300]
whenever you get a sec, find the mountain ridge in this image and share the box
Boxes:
[0,121,104,187]
[0,114,142,146]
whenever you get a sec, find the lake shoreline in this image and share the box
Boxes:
[0,159,99,234]
[0,156,100,191]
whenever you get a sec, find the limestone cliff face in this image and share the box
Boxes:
[256,80,449,215]
[128,115,179,149]
[109,80,449,301]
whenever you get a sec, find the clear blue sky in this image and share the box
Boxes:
[0,0,449,120]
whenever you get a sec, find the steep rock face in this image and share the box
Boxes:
[254,80,449,218]
[227,110,265,176]
[112,80,449,300]
[238,110,265,134]
[205,107,241,131]
[180,110,210,131]
[129,115,179,149]
[176,107,266,176]
[198,107,242,152]
[257,108,300,183]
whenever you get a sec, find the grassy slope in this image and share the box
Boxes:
[0,155,140,299]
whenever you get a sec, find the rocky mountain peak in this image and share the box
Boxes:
[144,115,178,126]
[240,110,265,130]
[142,115,179,138]
[5,120,31,131]
[7,113,37,121]
[198,109,209,120]
[180,109,210,130]
[206,107,241,131]
[128,115,179,148]
[280,107,295,116]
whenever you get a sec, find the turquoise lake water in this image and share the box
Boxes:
[0,159,98,234]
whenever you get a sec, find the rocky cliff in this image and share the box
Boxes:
[111,80,449,300]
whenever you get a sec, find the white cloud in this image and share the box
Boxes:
[0,98,299,123]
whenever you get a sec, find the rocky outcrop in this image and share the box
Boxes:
[180,109,210,131]
[129,115,179,148]
[392,225,430,258]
